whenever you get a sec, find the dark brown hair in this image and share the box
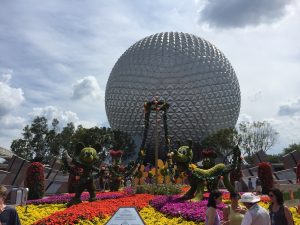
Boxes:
[269,188,284,205]
[207,190,222,208]
[0,185,7,200]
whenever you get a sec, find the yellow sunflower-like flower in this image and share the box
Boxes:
[140,149,146,156]
[189,163,197,171]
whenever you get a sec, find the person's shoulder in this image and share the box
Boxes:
[4,206,17,213]
[283,205,292,213]
[259,205,269,213]
[207,207,216,213]
[223,205,230,212]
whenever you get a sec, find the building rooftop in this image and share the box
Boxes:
[0,146,14,158]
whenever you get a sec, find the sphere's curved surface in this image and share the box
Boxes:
[105,32,240,152]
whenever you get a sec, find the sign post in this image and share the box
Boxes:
[105,207,145,225]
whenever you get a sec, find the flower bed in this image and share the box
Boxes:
[17,204,65,225]
[27,191,128,205]
[16,191,300,225]
[150,195,225,222]
[33,194,154,224]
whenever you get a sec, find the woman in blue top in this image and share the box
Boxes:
[206,190,223,225]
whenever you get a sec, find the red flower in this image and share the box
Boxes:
[258,162,274,194]
[34,194,154,225]
[109,150,123,157]
[201,148,217,158]
[25,162,45,200]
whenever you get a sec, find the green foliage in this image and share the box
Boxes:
[134,184,182,195]
[11,117,60,163]
[70,126,135,160]
[265,154,281,163]
[200,128,239,157]
[281,143,300,156]
[11,116,135,163]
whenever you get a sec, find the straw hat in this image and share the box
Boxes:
[240,192,260,203]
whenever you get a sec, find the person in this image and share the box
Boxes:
[0,185,21,225]
[206,190,222,225]
[247,178,253,191]
[223,193,246,225]
[126,177,132,187]
[103,172,110,191]
[234,180,242,192]
[240,192,270,225]
[255,177,262,194]
[268,188,294,225]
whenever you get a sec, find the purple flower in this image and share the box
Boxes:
[150,195,225,222]
[27,191,128,205]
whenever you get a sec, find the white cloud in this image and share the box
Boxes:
[0,0,299,154]
[247,91,263,102]
[29,106,79,126]
[278,98,300,116]
[0,115,26,149]
[28,105,101,129]
[0,115,25,130]
[0,73,25,117]
[72,76,104,100]
[237,113,253,124]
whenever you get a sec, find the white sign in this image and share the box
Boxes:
[105,207,145,225]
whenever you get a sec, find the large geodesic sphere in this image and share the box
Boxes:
[105,32,240,156]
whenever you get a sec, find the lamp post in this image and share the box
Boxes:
[155,108,159,185]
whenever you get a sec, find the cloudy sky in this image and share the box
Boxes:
[0,0,299,154]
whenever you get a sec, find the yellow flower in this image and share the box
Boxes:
[16,204,66,225]
[189,164,197,171]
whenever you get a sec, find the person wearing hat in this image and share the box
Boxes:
[240,192,270,225]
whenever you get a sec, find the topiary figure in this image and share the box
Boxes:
[25,162,45,200]
[63,143,103,207]
[67,165,83,193]
[108,150,124,191]
[258,162,274,194]
[230,169,243,186]
[171,143,241,201]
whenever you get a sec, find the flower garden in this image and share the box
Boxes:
[16,188,300,225]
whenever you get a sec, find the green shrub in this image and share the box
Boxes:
[133,184,182,195]
[283,191,291,201]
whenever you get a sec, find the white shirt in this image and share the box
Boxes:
[241,203,270,225]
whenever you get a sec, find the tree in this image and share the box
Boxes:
[30,116,49,161]
[265,154,281,164]
[200,128,239,157]
[281,143,300,156]
[11,116,54,163]
[110,129,135,160]
[60,122,75,154]
[46,119,61,158]
[238,121,279,157]
[70,127,135,160]
[11,117,136,163]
